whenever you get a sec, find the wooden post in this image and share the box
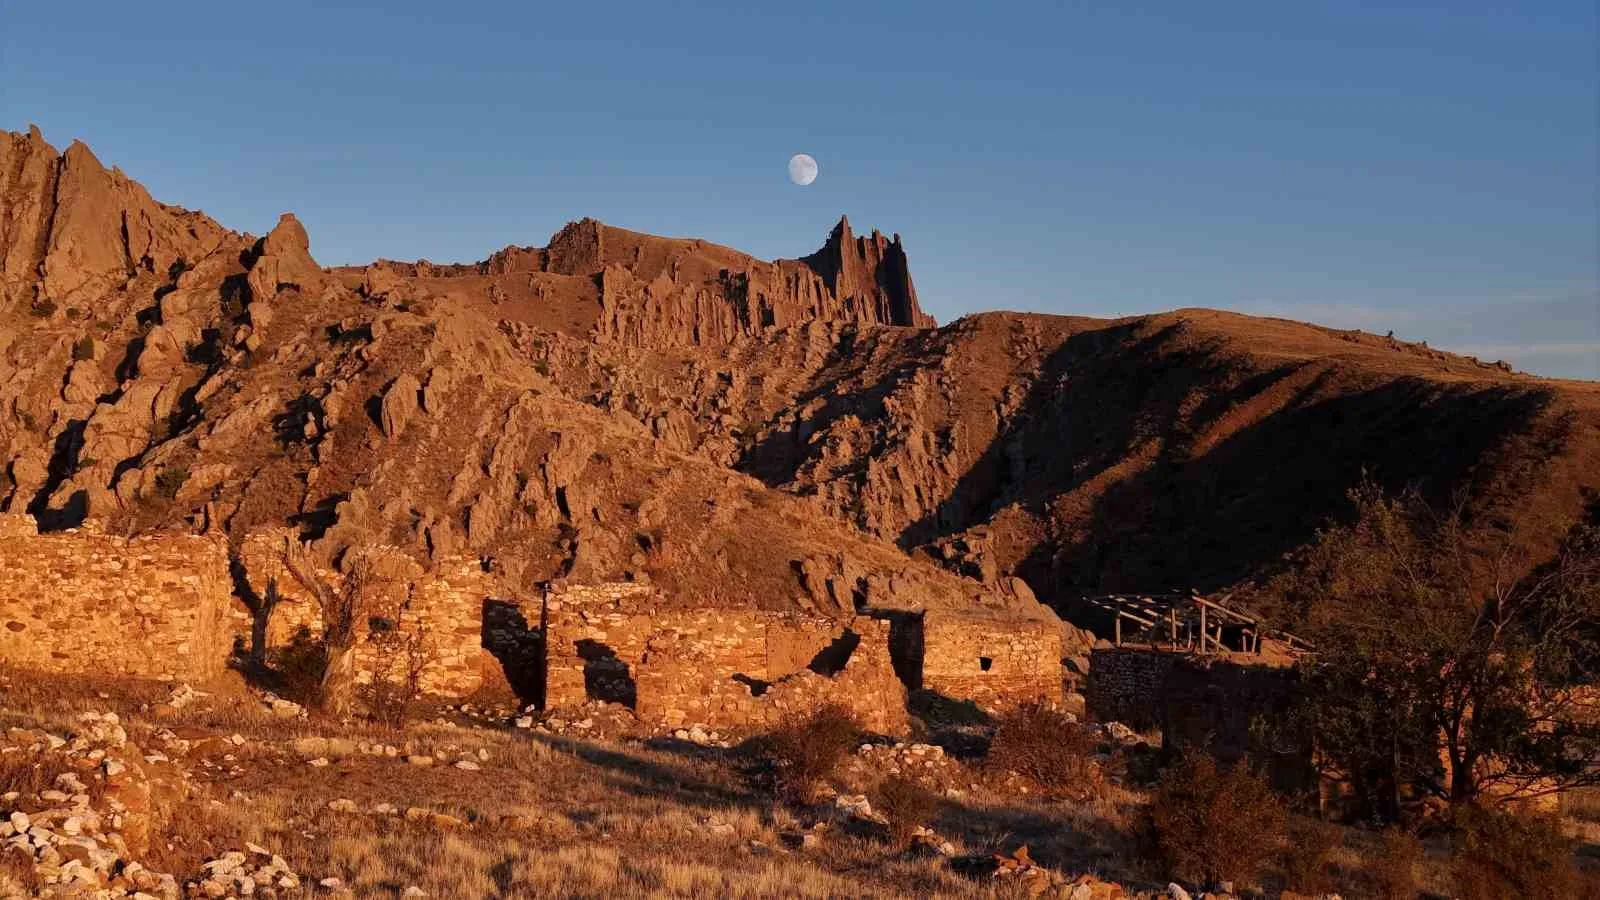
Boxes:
[1114,613,1122,647]
[1168,607,1177,649]
[1198,603,1208,653]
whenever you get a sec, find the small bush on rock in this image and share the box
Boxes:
[765,705,861,805]
[986,700,1102,799]
[875,775,939,848]
[153,465,189,500]
[1451,803,1578,900]
[1145,750,1287,889]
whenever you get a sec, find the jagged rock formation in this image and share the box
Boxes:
[2,124,1597,639]
[330,215,931,348]
[0,127,1034,632]
[0,127,233,311]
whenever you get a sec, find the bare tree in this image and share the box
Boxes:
[278,537,410,717]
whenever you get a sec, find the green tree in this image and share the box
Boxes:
[1270,482,1599,819]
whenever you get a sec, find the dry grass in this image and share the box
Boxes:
[1452,803,1581,900]
[1366,827,1423,900]
[0,666,1586,898]
[1279,817,1342,895]
[0,668,1046,898]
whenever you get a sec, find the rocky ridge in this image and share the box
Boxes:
[3,124,1598,632]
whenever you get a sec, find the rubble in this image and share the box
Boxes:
[0,714,181,898]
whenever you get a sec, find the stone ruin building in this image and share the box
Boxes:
[1080,592,1315,792]
[0,514,1066,734]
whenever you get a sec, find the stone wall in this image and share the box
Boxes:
[1160,654,1301,762]
[1087,647,1310,788]
[236,530,495,697]
[539,583,908,733]
[0,515,234,682]
[919,610,1062,709]
[1084,648,1180,731]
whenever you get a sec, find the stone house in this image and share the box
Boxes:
[1,518,1070,733]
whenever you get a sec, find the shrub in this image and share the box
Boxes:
[1369,828,1422,900]
[764,705,861,805]
[1145,750,1288,889]
[1281,818,1342,894]
[71,336,95,361]
[986,700,1102,800]
[875,776,939,848]
[1451,803,1578,900]
[361,623,436,726]
[268,628,329,706]
[153,465,189,500]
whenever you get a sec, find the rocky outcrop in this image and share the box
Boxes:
[379,373,421,438]
[584,216,931,346]
[349,215,934,349]
[246,213,327,305]
[798,215,930,329]
[0,126,231,310]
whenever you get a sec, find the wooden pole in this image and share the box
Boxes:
[1114,613,1122,647]
[1198,603,1208,653]
[1169,607,1177,649]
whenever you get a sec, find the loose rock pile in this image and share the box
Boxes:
[0,713,182,898]
[185,848,300,898]
[518,702,643,741]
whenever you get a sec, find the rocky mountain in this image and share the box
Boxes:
[3,125,1597,630]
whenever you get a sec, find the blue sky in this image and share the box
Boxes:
[4,1,1595,378]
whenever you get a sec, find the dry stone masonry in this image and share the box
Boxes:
[0,514,233,682]
[919,609,1062,709]
[1086,646,1309,789]
[236,529,497,697]
[0,514,1072,732]
[538,583,909,732]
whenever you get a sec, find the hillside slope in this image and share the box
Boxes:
[491,305,1599,617]
[0,127,1026,623]
[2,125,1595,631]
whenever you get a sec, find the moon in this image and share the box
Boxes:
[788,153,818,186]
